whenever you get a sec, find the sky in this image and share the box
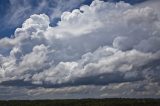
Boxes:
[0,0,160,100]
[0,0,145,38]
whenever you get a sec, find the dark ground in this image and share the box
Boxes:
[0,98,160,106]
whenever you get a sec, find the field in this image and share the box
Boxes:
[0,99,160,106]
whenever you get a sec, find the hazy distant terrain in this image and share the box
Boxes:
[0,99,160,106]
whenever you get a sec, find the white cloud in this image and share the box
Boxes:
[0,0,86,32]
[0,0,160,98]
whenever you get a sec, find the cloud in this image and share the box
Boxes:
[0,0,86,37]
[0,0,160,98]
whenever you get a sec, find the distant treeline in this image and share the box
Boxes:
[0,98,160,106]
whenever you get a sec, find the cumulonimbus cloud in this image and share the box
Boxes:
[0,0,160,89]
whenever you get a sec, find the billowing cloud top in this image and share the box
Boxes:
[0,0,160,99]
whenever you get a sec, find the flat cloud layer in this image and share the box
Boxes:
[0,0,160,99]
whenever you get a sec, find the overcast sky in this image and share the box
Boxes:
[0,0,160,100]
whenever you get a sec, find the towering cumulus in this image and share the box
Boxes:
[0,0,160,99]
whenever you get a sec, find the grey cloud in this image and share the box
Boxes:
[0,0,160,99]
